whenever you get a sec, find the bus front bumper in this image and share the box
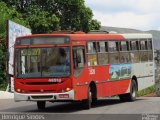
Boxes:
[14,90,74,102]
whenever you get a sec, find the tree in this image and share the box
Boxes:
[1,0,101,33]
[0,1,29,37]
[0,1,29,88]
[53,0,100,32]
[89,19,101,31]
[26,5,59,33]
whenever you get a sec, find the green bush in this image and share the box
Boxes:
[0,40,7,90]
[137,85,156,97]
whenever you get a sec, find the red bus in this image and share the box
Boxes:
[14,32,154,109]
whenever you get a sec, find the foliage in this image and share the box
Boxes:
[0,40,6,89]
[0,80,6,90]
[1,0,101,33]
[0,1,30,37]
[137,85,156,97]
[0,1,29,89]
[89,19,101,31]
[54,0,93,32]
[26,5,59,33]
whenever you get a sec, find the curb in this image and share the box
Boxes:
[0,91,14,99]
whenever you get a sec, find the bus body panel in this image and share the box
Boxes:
[131,62,154,90]
[73,64,131,100]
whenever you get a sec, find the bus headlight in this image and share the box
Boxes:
[17,89,21,92]
[65,88,71,92]
[61,88,72,93]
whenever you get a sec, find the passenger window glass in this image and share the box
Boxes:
[130,52,140,63]
[140,40,147,50]
[98,53,109,65]
[131,41,139,50]
[87,42,96,53]
[109,53,119,64]
[148,51,153,61]
[108,41,118,52]
[88,54,97,66]
[148,40,152,50]
[121,41,128,51]
[98,42,107,52]
[140,41,145,50]
[120,52,130,63]
[140,51,148,62]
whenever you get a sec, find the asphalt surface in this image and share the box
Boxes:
[0,97,159,113]
[0,97,160,120]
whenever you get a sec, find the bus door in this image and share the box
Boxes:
[72,46,89,100]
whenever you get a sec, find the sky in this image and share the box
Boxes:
[85,0,160,31]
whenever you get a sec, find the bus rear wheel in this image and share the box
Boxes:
[119,80,137,102]
[129,80,137,101]
[37,101,46,109]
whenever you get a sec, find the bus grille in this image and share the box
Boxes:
[21,82,61,85]
[31,95,53,99]
[29,90,55,93]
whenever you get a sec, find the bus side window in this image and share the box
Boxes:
[130,40,140,63]
[130,40,139,50]
[148,39,153,61]
[73,46,85,77]
[87,41,98,66]
[140,40,147,50]
[120,41,130,63]
[98,41,109,65]
[108,41,117,52]
[148,39,152,50]
[108,41,119,64]
[87,42,96,53]
[139,40,148,62]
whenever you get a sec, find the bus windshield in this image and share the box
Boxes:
[15,47,70,78]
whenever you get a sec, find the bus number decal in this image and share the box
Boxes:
[48,78,62,83]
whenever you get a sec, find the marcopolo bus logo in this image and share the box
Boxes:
[88,68,95,75]
[48,78,62,83]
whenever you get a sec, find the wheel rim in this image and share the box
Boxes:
[89,91,92,103]
[132,87,136,98]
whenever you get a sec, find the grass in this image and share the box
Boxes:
[137,85,156,97]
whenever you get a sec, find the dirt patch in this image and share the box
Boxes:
[143,93,158,97]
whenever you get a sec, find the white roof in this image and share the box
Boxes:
[121,33,152,39]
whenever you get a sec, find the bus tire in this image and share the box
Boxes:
[37,101,46,109]
[128,80,137,101]
[119,94,127,102]
[119,80,137,102]
[83,87,92,109]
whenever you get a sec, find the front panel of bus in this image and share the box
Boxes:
[14,36,74,101]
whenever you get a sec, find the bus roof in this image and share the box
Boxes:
[16,33,152,41]
[121,33,152,39]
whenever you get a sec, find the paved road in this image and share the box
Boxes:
[0,97,160,114]
[0,97,160,120]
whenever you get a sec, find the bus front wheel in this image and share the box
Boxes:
[82,87,92,109]
[37,101,46,109]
